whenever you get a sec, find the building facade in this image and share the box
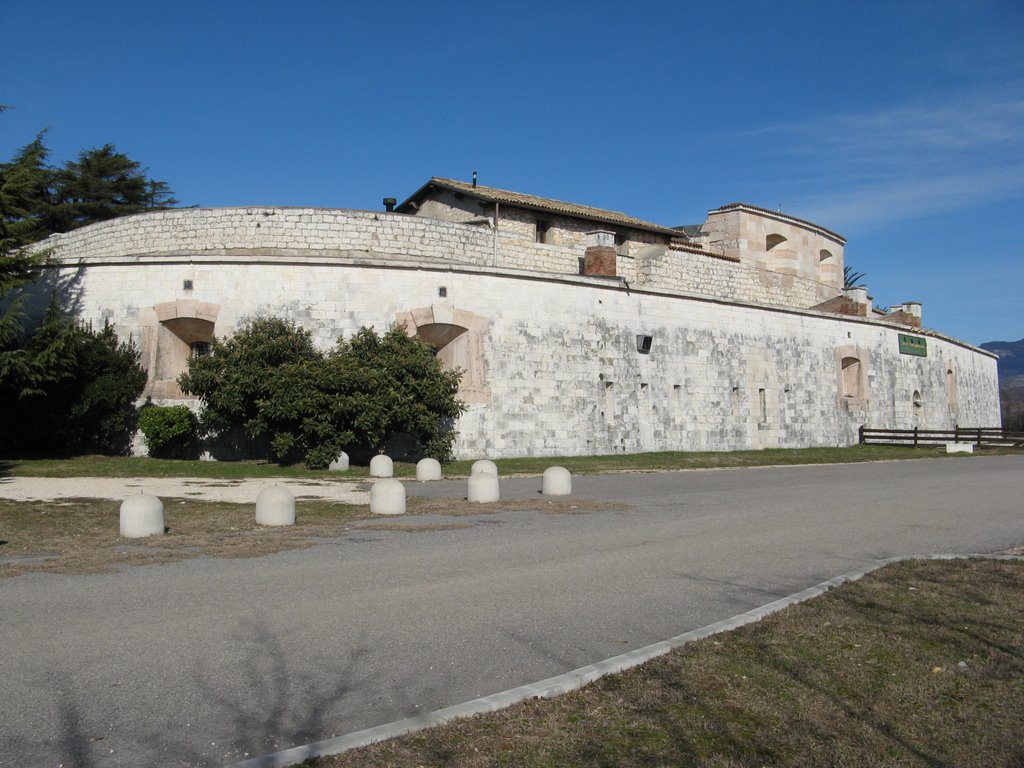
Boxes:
[27,177,1000,458]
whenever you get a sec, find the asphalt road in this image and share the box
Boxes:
[2,456,1022,767]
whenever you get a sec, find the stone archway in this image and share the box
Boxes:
[140,300,220,399]
[395,304,490,404]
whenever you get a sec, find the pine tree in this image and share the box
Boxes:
[44,144,178,233]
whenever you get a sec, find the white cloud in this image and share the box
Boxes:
[742,84,1024,231]
[795,164,1024,232]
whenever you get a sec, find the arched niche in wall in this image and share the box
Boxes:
[140,299,220,399]
[834,344,868,409]
[395,304,490,404]
[766,233,788,251]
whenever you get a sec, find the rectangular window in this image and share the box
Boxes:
[536,219,551,244]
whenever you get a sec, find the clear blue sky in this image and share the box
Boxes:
[4,0,1022,345]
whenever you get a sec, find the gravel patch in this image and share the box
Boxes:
[0,476,370,504]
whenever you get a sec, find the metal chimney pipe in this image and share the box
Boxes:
[382,197,396,213]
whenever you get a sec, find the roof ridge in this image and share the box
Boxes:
[423,177,682,237]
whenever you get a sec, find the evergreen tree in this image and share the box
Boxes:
[0,116,153,456]
[0,133,51,256]
[44,144,178,233]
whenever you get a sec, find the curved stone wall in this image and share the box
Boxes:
[27,216,1001,458]
[38,207,840,310]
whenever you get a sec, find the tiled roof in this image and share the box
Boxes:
[398,177,685,237]
[709,202,846,244]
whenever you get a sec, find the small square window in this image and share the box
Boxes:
[438,286,447,298]
[183,279,194,290]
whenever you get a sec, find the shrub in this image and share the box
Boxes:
[0,306,147,456]
[180,318,466,468]
[138,404,198,458]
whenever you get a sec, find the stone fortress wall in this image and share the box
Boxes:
[33,206,1001,458]
[39,206,840,309]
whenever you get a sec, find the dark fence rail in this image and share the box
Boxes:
[859,426,1024,448]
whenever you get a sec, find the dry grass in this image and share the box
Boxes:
[0,497,368,577]
[0,495,628,577]
[307,558,1024,768]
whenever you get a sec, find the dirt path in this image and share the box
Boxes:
[0,476,370,504]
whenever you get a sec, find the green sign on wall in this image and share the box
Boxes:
[898,334,927,357]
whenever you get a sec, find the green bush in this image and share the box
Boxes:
[179,318,466,468]
[0,305,147,456]
[138,404,198,458]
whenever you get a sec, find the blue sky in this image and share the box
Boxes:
[3,0,1022,345]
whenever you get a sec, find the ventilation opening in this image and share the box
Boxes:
[637,334,653,354]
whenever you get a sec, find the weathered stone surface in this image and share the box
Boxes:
[416,458,442,481]
[468,474,499,503]
[119,494,165,538]
[29,206,999,461]
[370,478,406,515]
[542,466,572,496]
[369,454,394,478]
[471,459,498,477]
[255,485,296,526]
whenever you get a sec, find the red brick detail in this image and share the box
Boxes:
[584,246,617,277]
[813,295,868,317]
[885,310,921,328]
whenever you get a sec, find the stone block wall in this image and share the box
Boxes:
[29,237,1000,458]
[36,208,844,311]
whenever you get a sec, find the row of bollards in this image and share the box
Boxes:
[119,461,573,537]
[119,484,301,538]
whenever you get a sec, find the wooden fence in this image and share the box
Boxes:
[859,426,1024,448]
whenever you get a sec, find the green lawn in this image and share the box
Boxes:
[2,444,1012,479]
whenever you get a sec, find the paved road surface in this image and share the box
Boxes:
[1,456,1022,767]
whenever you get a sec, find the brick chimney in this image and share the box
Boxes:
[886,301,922,328]
[583,230,617,277]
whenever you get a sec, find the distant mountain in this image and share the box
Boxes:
[980,337,1024,388]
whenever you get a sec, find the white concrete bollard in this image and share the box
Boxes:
[470,459,498,477]
[468,473,500,503]
[416,458,442,481]
[255,485,296,526]
[119,494,165,538]
[329,452,350,471]
[946,443,974,454]
[542,466,572,496]
[370,454,394,478]
[370,479,406,515]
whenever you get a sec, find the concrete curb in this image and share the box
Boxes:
[232,553,1022,768]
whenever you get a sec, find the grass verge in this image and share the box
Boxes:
[306,558,1024,768]
[2,445,1018,480]
[0,495,626,577]
[0,498,367,577]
